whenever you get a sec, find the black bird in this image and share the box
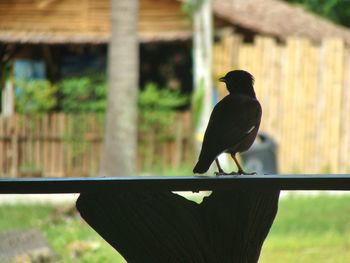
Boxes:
[193,70,262,175]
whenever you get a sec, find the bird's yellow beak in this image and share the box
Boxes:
[219,76,226,82]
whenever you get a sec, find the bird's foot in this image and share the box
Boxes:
[228,171,240,177]
[238,170,256,175]
[215,171,229,176]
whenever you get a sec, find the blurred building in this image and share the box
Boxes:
[1,0,350,97]
[1,0,350,176]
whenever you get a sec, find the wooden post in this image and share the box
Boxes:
[10,115,18,178]
[1,80,15,117]
[77,188,280,262]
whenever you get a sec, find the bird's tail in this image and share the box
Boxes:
[193,158,212,174]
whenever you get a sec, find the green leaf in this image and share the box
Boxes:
[15,79,57,114]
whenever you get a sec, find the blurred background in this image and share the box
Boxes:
[1,0,350,177]
[1,0,350,262]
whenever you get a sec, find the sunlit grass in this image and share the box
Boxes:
[139,163,193,176]
[0,204,125,263]
[260,194,350,263]
[1,194,350,262]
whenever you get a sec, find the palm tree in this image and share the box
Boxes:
[100,0,139,176]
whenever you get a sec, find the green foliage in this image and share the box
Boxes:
[63,114,92,166]
[138,82,189,132]
[19,161,42,173]
[58,74,106,112]
[138,83,189,171]
[15,79,57,114]
[181,0,204,16]
[57,73,106,165]
[284,0,350,28]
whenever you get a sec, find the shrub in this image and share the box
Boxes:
[58,74,107,113]
[15,79,57,114]
[138,82,189,132]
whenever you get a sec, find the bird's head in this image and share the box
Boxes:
[219,70,255,97]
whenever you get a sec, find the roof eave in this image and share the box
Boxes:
[0,31,192,44]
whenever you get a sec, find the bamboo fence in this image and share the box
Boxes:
[214,35,350,174]
[0,112,193,177]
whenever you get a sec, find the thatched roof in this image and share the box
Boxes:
[0,0,191,44]
[0,31,192,44]
[0,0,350,45]
[213,0,350,45]
[0,32,108,44]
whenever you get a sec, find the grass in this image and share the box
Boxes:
[139,164,193,176]
[0,204,125,262]
[260,194,350,263]
[1,194,350,262]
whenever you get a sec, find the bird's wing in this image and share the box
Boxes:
[199,95,262,161]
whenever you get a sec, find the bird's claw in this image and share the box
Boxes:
[215,171,257,176]
[238,170,256,175]
[215,171,228,176]
[215,171,242,176]
[228,171,239,177]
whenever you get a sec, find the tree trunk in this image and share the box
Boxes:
[192,0,214,165]
[100,0,139,176]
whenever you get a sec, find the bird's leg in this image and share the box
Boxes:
[231,154,244,174]
[214,158,227,176]
[230,154,256,175]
